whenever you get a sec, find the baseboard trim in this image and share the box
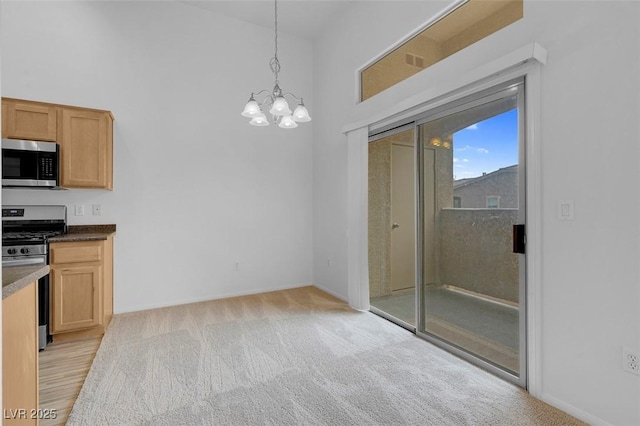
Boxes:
[540,392,610,426]
[312,283,348,304]
[115,282,312,314]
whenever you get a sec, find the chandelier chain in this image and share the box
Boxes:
[270,0,281,83]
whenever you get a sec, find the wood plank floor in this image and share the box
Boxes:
[39,336,102,426]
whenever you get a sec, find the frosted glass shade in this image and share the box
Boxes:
[293,104,311,122]
[249,113,270,126]
[241,100,261,118]
[269,97,291,116]
[278,115,298,129]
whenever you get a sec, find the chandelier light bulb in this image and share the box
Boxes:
[278,115,298,129]
[269,97,291,116]
[241,97,261,118]
[249,113,270,126]
[293,103,311,122]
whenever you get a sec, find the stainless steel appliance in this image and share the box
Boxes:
[2,139,60,188]
[2,205,67,350]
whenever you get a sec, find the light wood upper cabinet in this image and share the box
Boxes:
[1,98,114,190]
[2,101,8,138]
[4,99,57,141]
[59,108,113,189]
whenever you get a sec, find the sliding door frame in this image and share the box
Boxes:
[367,77,530,389]
[368,122,418,333]
[413,78,527,388]
[354,47,545,395]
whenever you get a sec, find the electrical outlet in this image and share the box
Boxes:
[74,204,85,216]
[623,347,640,375]
[92,204,102,216]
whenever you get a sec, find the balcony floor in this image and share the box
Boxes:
[371,285,519,373]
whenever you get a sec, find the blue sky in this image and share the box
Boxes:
[452,108,518,180]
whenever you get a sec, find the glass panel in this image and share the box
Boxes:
[369,128,416,327]
[419,92,522,375]
[2,150,38,179]
[360,0,523,101]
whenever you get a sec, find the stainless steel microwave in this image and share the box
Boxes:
[2,139,60,188]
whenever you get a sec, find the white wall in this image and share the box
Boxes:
[312,1,441,300]
[313,1,640,425]
[1,1,315,313]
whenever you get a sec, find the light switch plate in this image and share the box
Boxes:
[558,200,574,221]
[74,204,85,216]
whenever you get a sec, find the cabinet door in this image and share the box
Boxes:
[2,281,38,426]
[51,264,103,333]
[50,241,102,264]
[4,99,57,141]
[2,101,8,138]
[60,108,112,189]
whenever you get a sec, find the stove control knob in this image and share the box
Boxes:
[7,248,17,255]
[20,248,30,254]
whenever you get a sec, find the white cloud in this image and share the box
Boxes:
[462,158,469,162]
[464,124,479,130]
[453,157,459,163]
[456,145,489,154]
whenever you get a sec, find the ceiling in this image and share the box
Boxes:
[181,1,356,40]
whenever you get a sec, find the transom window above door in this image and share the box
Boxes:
[359,0,523,102]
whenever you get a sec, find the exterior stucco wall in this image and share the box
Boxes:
[368,139,391,298]
[439,208,518,302]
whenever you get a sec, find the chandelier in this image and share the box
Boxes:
[240,0,311,128]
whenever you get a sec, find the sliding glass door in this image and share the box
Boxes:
[368,125,416,329]
[417,80,526,384]
[368,79,527,386]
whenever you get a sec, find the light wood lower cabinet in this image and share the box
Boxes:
[49,237,113,341]
[3,281,39,426]
[51,265,103,333]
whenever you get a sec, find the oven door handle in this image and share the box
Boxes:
[3,257,47,267]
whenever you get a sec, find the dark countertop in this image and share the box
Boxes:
[3,265,50,300]
[48,224,116,243]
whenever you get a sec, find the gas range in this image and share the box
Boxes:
[2,205,67,267]
[2,205,67,350]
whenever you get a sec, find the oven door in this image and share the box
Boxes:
[2,256,47,267]
[2,139,59,187]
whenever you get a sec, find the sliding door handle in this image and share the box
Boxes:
[513,224,526,254]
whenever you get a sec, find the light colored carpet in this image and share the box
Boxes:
[68,286,585,425]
